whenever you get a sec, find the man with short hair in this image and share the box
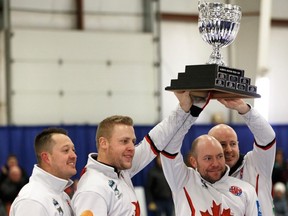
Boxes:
[9,127,77,216]
[72,91,198,216]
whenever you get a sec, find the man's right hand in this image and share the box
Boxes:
[174,91,193,113]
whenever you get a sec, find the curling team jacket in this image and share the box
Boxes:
[9,164,74,216]
[229,106,276,216]
[72,105,193,216]
[162,153,261,216]
[161,114,262,216]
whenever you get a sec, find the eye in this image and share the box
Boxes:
[230,141,238,146]
[121,138,136,145]
[120,139,130,145]
[220,142,227,147]
[204,156,212,161]
[63,148,69,153]
[217,154,224,159]
[62,146,75,154]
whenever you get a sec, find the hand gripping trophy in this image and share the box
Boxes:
[165,0,260,99]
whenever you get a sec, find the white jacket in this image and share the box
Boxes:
[161,153,261,216]
[232,106,276,216]
[9,165,74,216]
[161,114,262,216]
[72,105,192,216]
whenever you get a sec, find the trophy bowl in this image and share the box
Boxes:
[198,2,242,66]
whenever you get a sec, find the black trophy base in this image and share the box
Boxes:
[165,64,261,99]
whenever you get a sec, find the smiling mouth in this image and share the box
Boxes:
[210,169,222,173]
[124,157,133,162]
[225,155,234,160]
[68,162,76,167]
[124,154,134,158]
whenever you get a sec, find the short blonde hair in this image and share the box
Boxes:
[96,115,133,149]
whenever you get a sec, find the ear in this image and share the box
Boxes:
[99,137,108,150]
[189,156,197,169]
[41,152,51,165]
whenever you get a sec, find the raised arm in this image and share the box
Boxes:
[217,98,275,146]
[160,93,211,191]
[217,98,276,177]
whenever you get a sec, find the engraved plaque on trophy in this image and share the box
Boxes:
[165,1,261,99]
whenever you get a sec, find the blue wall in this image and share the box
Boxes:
[1,124,287,187]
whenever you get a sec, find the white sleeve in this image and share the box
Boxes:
[160,112,195,191]
[241,106,275,146]
[160,153,189,191]
[163,114,196,154]
[10,200,49,216]
[148,105,191,151]
[129,105,191,177]
[72,191,108,216]
[242,106,276,178]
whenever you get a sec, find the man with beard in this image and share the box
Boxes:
[208,98,276,216]
[159,93,260,215]
[72,91,204,216]
[161,132,261,215]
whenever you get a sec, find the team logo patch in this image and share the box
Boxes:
[229,186,242,196]
[52,198,64,215]
[256,200,262,216]
[80,210,94,216]
[108,180,122,199]
[200,201,232,215]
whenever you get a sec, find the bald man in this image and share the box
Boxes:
[161,134,261,215]
[208,98,276,216]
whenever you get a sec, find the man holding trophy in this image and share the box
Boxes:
[165,0,276,215]
[208,98,276,216]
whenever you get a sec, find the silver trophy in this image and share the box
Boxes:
[165,1,260,99]
[198,1,242,66]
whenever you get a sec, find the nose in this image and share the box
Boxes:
[70,150,77,159]
[211,158,221,167]
[224,144,232,153]
[128,141,135,151]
